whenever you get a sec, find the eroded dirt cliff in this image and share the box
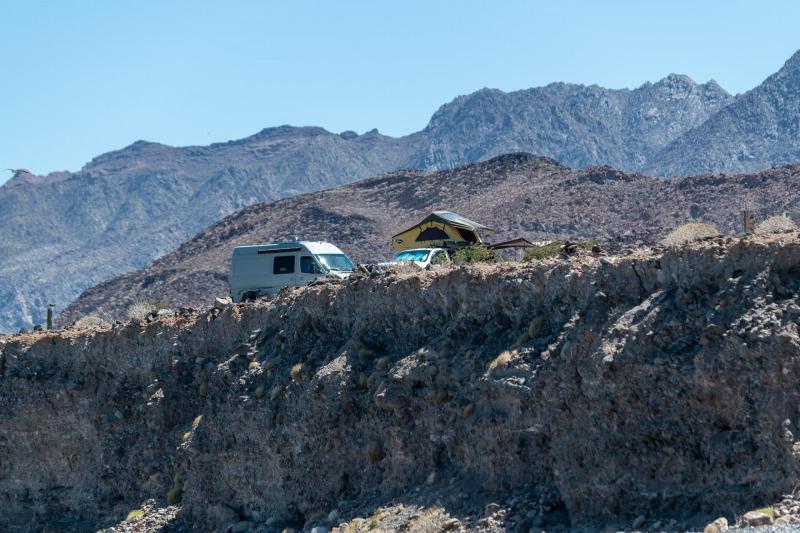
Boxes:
[4,234,800,532]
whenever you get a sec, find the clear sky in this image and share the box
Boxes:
[1,0,799,185]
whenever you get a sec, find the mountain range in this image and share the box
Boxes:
[3,50,800,332]
[58,153,800,325]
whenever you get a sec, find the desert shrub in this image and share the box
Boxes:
[74,316,109,329]
[166,486,182,505]
[126,509,144,521]
[127,300,151,321]
[488,350,514,371]
[451,244,495,265]
[355,340,377,360]
[523,241,562,261]
[754,215,798,235]
[409,506,450,533]
[431,252,449,266]
[364,441,385,463]
[661,223,720,246]
[127,298,169,321]
[291,363,303,383]
[166,470,185,505]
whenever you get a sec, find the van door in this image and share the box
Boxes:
[272,254,298,289]
[299,255,323,285]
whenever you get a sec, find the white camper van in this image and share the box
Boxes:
[230,239,355,302]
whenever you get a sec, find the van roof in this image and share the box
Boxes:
[232,241,345,256]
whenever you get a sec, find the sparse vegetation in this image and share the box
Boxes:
[754,215,798,235]
[488,350,514,371]
[431,252,449,266]
[409,506,451,533]
[359,374,374,389]
[355,340,377,360]
[528,316,545,338]
[166,469,185,505]
[427,389,448,404]
[166,486,182,505]
[127,299,152,321]
[291,363,303,383]
[661,222,720,246]
[451,243,495,265]
[74,316,109,329]
[127,298,169,321]
[523,240,562,261]
[126,509,144,521]
[364,441,385,463]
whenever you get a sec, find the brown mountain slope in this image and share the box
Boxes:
[58,153,800,324]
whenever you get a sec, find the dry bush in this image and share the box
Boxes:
[291,363,303,383]
[661,223,721,246]
[409,506,451,533]
[127,299,151,321]
[74,316,109,329]
[488,350,514,371]
[364,441,385,463]
[754,215,798,235]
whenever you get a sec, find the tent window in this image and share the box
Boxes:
[416,226,448,241]
[457,228,477,242]
[273,255,295,275]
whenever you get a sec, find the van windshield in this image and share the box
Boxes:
[316,254,355,272]
[393,250,430,262]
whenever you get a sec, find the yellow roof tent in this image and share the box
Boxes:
[391,211,495,251]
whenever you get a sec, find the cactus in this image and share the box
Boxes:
[46,306,53,330]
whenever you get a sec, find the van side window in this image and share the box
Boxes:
[273,255,295,275]
[300,256,316,274]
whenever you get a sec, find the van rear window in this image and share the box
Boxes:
[273,255,295,275]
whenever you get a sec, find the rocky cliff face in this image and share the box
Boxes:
[4,234,800,532]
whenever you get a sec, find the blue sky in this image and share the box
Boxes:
[1,0,799,185]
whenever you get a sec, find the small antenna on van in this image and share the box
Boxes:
[290,235,301,242]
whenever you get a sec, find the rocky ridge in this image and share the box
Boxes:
[644,50,800,177]
[5,234,800,532]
